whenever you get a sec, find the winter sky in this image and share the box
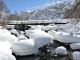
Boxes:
[4,0,59,13]
[4,0,74,13]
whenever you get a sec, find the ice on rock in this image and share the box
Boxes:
[51,25,59,30]
[70,43,80,49]
[73,51,80,60]
[29,32,53,48]
[55,46,67,55]
[11,40,38,56]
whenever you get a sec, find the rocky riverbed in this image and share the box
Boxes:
[14,41,76,60]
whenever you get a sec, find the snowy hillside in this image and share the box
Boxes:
[25,0,74,20]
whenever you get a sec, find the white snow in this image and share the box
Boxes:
[29,32,53,48]
[55,46,67,55]
[11,40,38,56]
[70,43,80,49]
[73,51,80,60]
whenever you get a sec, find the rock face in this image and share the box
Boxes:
[73,51,80,60]
[55,46,67,55]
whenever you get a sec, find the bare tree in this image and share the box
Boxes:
[0,0,10,26]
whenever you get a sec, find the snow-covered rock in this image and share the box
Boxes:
[10,29,19,36]
[25,29,43,37]
[52,25,59,30]
[41,26,53,31]
[70,43,80,49]
[17,35,28,41]
[11,40,38,56]
[29,32,53,48]
[73,51,80,60]
[54,31,80,43]
[55,46,67,55]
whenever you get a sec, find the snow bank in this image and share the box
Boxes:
[73,51,80,60]
[10,29,19,36]
[55,46,67,55]
[25,29,43,37]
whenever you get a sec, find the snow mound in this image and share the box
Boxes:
[25,29,43,37]
[73,51,80,60]
[54,31,80,43]
[70,43,80,49]
[12,40,38,56]
[10,29,19,36]
[41,26,53,31]
[17,35,28,41]
[29,32,53,48]
[55,46,67,55]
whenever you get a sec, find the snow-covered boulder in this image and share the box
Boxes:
[10,29,19,36]
[41,26,53,31]
[25,29,43,37]
[73,51,80,60]
[11,40,38,56]
[70,43,80,49]
[17,35,28,41]
[54,31,80,43]
[52,25,59,30]
[0,52,16,60]
[55,46,67,55]
[48,30,56,36]
[29,32,53,48]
